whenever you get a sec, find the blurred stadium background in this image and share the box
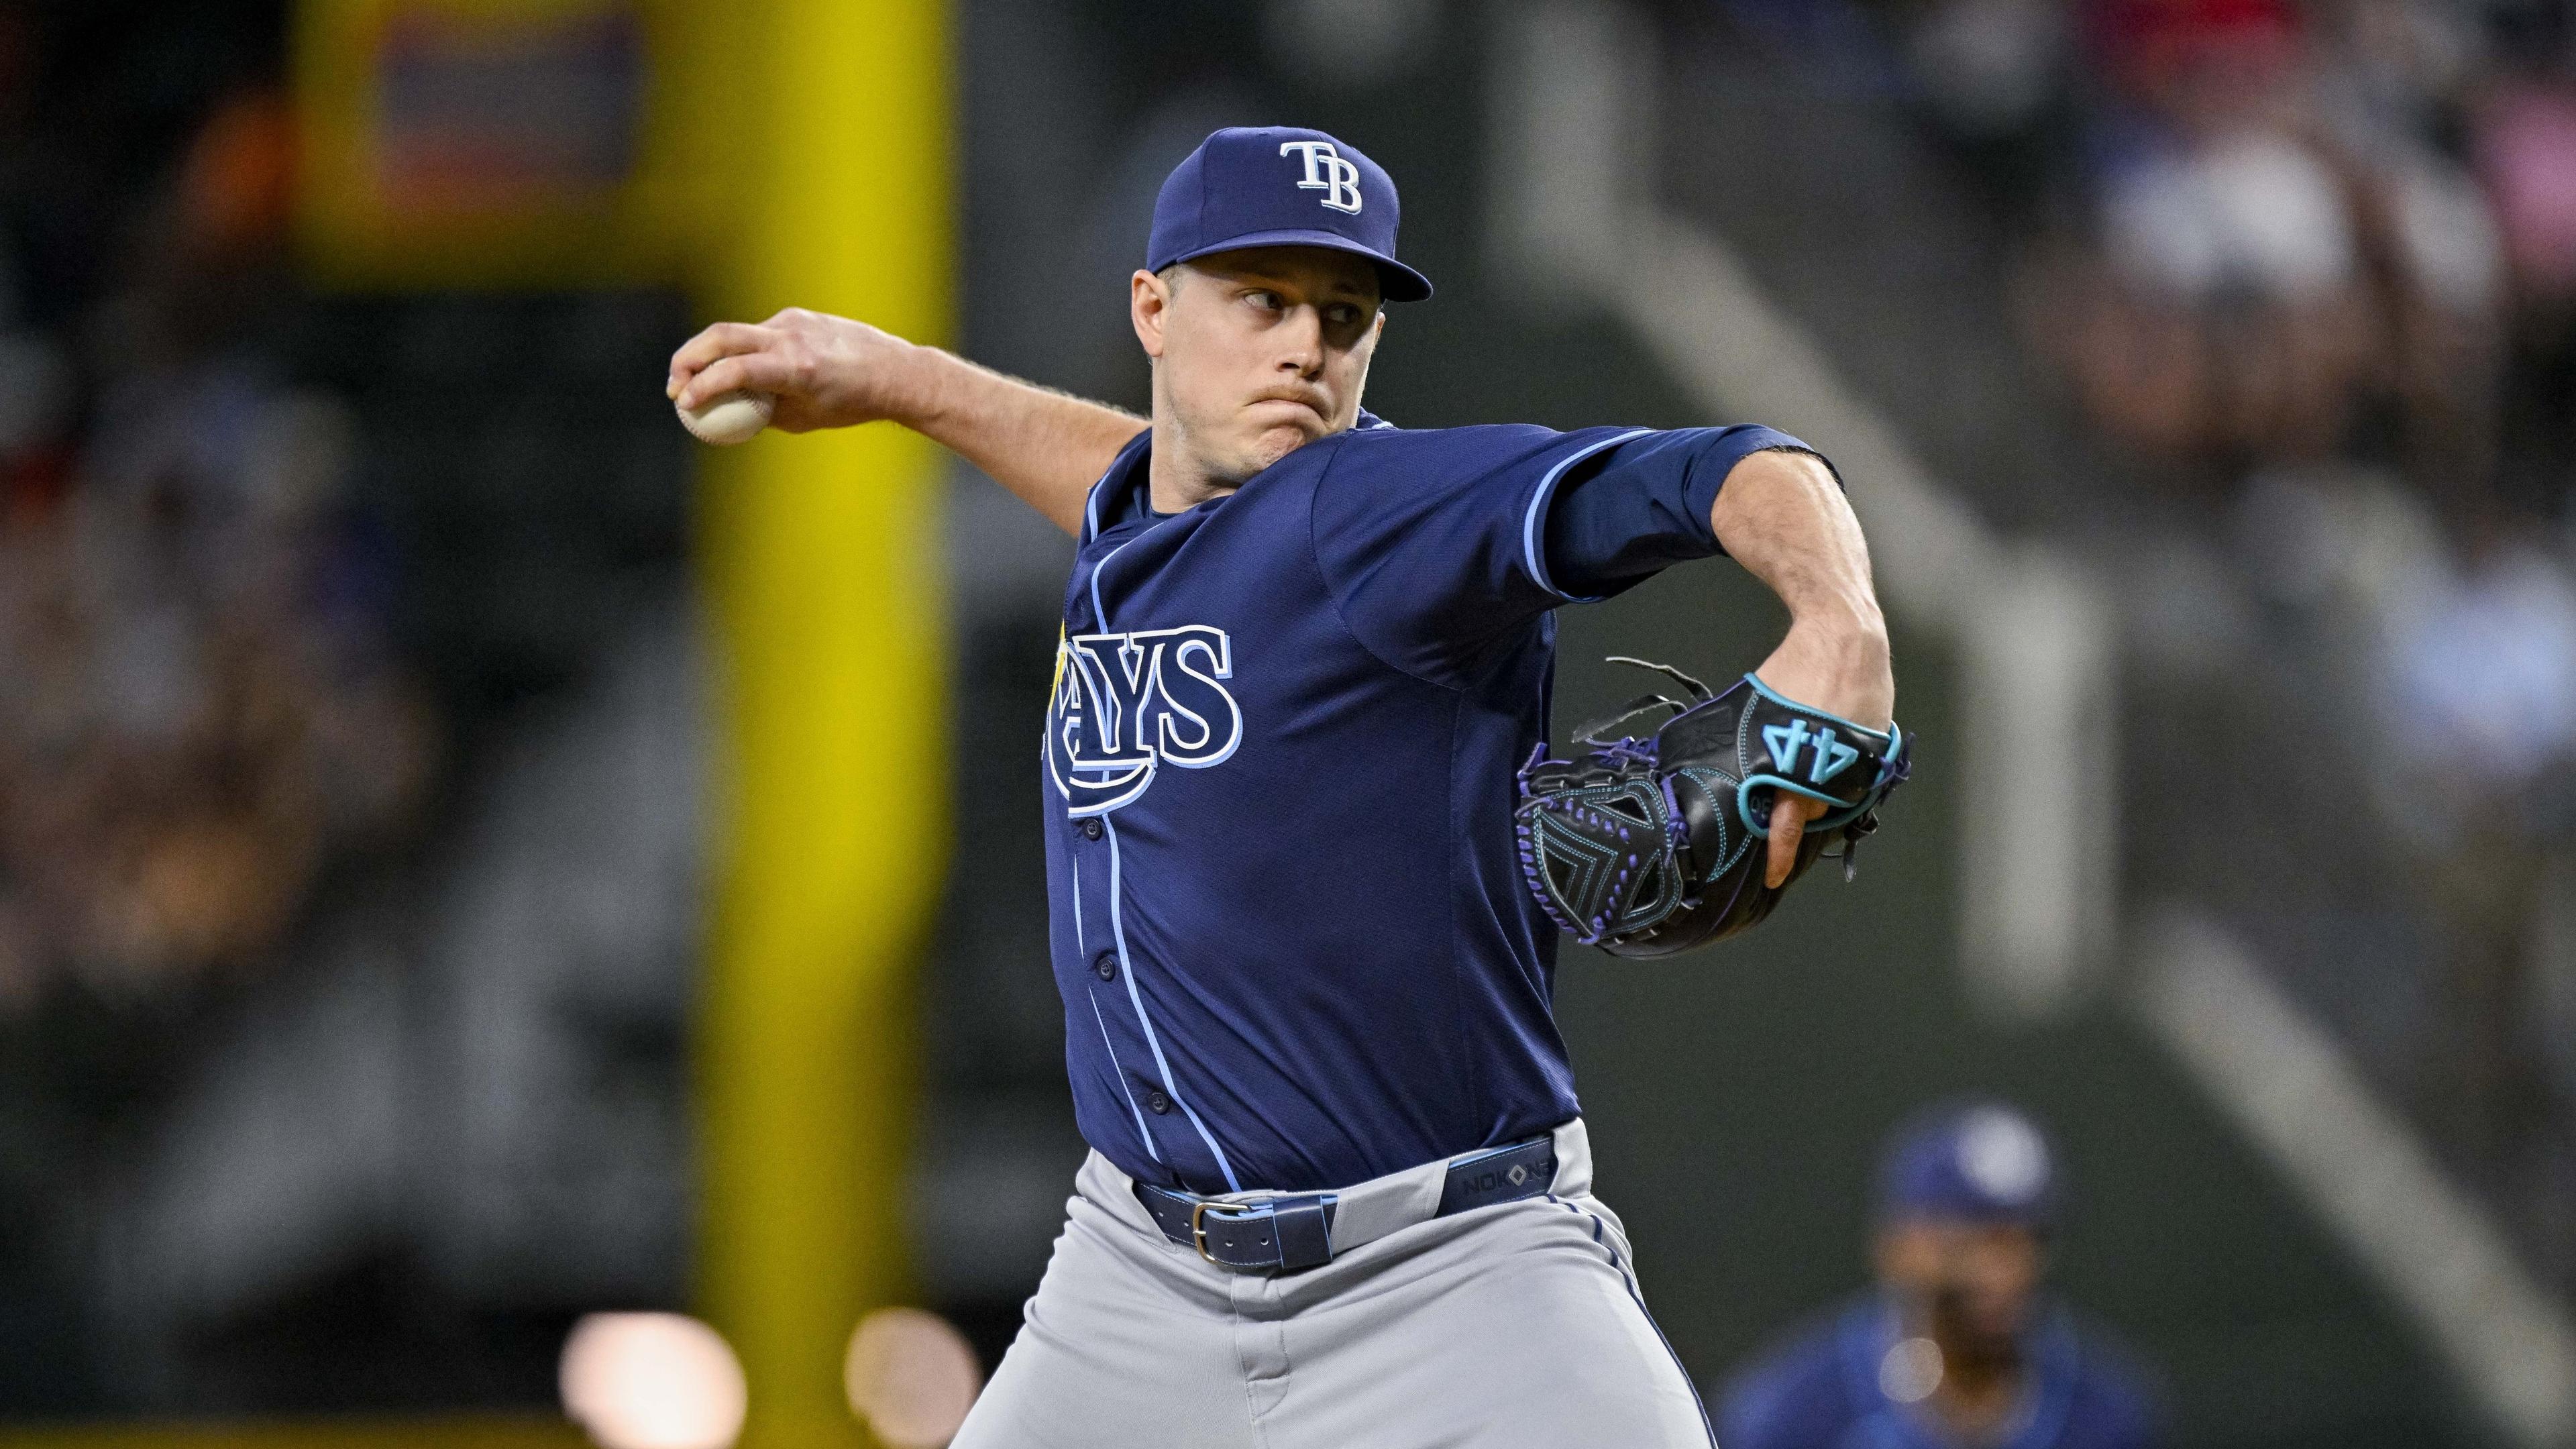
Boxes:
[0,0,2572,1446]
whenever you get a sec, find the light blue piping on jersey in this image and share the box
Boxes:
[1089,542,1129,766]
[1087,984,1163,1161]
[1087,536,1133,623]
[1521,428,1652,604]
[1081,450,1118,544]
[1105,816,1242,1191]
[1078,523,1244,1193]
[1075,850,1161,1161]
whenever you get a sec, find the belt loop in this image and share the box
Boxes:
[1271,1197,1334,1270]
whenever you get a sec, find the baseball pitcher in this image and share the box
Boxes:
[667,125,1907,1448]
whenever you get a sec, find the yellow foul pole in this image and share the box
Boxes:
[690,1,950,1445]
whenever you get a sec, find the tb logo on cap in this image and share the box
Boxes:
[1279,140,1363,215]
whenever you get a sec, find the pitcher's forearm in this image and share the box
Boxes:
[1711,448,1893,729]
[667,309,1143,536]
[905,347,1146,535]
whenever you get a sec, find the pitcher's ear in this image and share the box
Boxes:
[1132,266,1176,359]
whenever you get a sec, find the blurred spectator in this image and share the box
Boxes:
[2013,0,2509,488]
[2372,519,2576,1248]
[2379,530,2576,827]
[2479,59,2576,309]
[1889,0,2576,1297]
[2035,0,2369,469]
[2474,16,2576,524]
[1715,1103,2161,1449]
[1909,0,2068,145]
[0,86,435,1010]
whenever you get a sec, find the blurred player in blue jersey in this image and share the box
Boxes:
[669,124,1897,1448]
[1719,1102,2163,1449]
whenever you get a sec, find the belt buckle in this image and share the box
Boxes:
[1187,1197,1252,1264]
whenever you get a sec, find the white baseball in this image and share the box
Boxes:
[678,388,776,446]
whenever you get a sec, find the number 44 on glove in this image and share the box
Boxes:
[1514,658,1913,959]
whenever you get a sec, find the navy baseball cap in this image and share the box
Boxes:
[1877,1101,2060,1228]
[1146,126,1433,303]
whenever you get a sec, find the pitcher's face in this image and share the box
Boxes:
[1134,246,1385,486]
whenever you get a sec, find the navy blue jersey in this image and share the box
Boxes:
[1717,1297,2161,1449]
[1042,411,1807,1193]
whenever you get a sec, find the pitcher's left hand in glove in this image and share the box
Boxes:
[1515,658,1911,958]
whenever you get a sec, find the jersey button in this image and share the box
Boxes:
[1147,1090,1172,1115]
[1079,818,1104,841]
[1093,951,1118,982]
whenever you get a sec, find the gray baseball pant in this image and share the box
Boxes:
[949,1118,1715,1448]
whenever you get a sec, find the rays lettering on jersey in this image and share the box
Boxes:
[1046,625,1242,815]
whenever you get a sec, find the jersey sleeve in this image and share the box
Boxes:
[1309,422,1823,686]
[1544,425,1822,598]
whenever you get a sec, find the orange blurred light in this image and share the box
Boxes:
[559,1311,749,1449]
[843,1307,983,1449]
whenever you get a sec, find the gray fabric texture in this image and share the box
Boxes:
[950,1119,1715,1448]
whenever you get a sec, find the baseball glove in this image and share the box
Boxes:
[1514,658,1911,959]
